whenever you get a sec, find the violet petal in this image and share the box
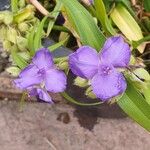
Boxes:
[14,65,43,89]
[91,65,127,101]
[45,69,67,93]
[32,48,54,70]
[29,88,53,103]
[100,36,131,68]
[69,46,99,79]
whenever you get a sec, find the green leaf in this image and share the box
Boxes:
[27,27,36,55]
[11,46,28,69]
[46,1,62,36]
[34,16,47,51]
[60,0,106,50]
[143,83,150,105]
[11,0,18,13]
[117,80,150,131]
[110,3,145,53]
[48,36,69,52]
[115,0,135,16]
[94,0,116,35]
[144,0,150,12]
[13,5,35,23]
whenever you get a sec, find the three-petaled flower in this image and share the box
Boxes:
[69,36,131,101]
[14,48,67,103]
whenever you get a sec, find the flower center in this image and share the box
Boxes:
[38,68,46,75]
[99,65,112,76]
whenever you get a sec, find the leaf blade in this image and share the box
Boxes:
[117,80,150,131]
[60,0,106,50]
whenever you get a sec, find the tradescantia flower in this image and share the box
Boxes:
[14,48,67,103]
[69,36,131,101]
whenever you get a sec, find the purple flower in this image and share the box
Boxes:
[14,48,67,103]
[69,36,131,101]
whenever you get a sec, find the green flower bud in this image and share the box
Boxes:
[57,60,69,70]
[0,11,13,25]
[85,87,96,99]
[129,55,135,65]
[19,0,26,8]
[74,76,88,88]
[0,13,4,22]
[7,27,18,44]
[16,36,28,51]
[0,26,7,40]
[14,5,35,23]
[3,40,12,52]
[3,11,13,25]
[18,22,29,32]
[6,66,21,77]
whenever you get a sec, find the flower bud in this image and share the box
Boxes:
[0,11,13,25]
[85,87,96,99]
[6,66,21,77]
[57,60,69,70]
[129,55,135,65]
[3,11,13,25]
[3,40,12,52]
[14,5,35,23]
[16,36,28,51]
[7,27,18,44]
[19,0,26,8]
[0,26,7,40]
[74,76,88,88]
[0,13,4,22]
[18,22,29,32]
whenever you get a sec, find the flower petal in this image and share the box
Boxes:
[91,66,127,101]
[69,46,99,79]
[32,48,54,69]
[45,69,66,93]
[100,36,131,67]
[29,88,53,103]
[14,64,42,89]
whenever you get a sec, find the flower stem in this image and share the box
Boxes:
[133,35,150,48]
[53,25,71,33]
[61,92,103,106]
[54,56,68,63]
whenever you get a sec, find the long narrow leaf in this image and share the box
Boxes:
[110,3,145,53]
[48,36,69,52]
[60,0,106,50]
[34,16,47,51]
[117,80,150,131]
[94,0,116,35]
[144,0,150,12]
[27,27,36,56]
[46,1,62,36]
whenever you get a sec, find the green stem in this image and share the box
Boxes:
[133,35,150,48]
[61,92,103,106]
[53,25,71,33]
[19,92,27,111]
[48,36,69,52]
[54,56,68,63]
